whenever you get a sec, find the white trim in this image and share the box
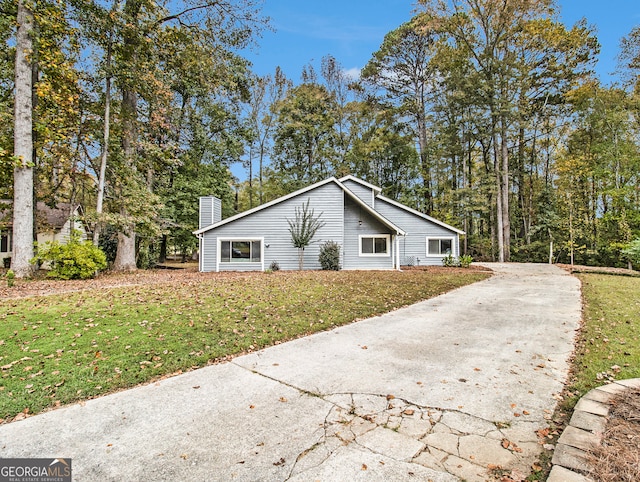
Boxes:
[338,175,382,194]
[217,237,265,270]
[377,195,466,235]
[359,234,391,257]
[426,236,456,257]
[194,178,338,235]
[336,180,405,236]
[194,176,406,237]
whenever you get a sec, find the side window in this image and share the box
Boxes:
[359,235,390,256]
[426,237,454,256]
[220,239,262,263]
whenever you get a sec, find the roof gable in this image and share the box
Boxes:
[193,176,406,236]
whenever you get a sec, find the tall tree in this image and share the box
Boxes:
[417,0,597,261]
[11,0,34,278]
[361,16,438,213]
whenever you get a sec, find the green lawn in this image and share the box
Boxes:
[0,268,488,421]
[568,273,640,398]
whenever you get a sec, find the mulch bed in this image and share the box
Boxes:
[588,388,640,482]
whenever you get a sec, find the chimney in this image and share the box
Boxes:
[199,197,221,229]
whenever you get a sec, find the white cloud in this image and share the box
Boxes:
[343,67,362,80]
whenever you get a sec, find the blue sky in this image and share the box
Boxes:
[246,0,640,85]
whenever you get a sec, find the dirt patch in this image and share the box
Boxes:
[588,388,640,482]
[558,264,640,277]
[0,265,487,300]
[0,267,255,300]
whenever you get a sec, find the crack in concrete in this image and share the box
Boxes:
[232,361,544,481]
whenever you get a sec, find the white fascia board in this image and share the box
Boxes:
[336,180,406,236]
[377,195,466,235]
[338,175,382,194]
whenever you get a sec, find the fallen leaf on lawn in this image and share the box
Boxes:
[522,410,530,415]
[361,345,368,350]
[474,367,481,371]
[361,463,367,470]
[180,454,188,460]
[403,409,415,416]
[193,386,200,389]
[386,394,395,400]
[502,439,510,449]
[273,457,285,466]
[279,397,287,403]
[249,405,255,409]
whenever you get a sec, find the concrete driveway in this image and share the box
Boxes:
[0,263,582,481]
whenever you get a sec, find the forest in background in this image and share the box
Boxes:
[1,0,639,276]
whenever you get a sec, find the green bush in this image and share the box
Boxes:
[622,238,640,269]
[319,240,341,270]
[459,254,473,268]
[442,253,459,267]
[33,233,107,280]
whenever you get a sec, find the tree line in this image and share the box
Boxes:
[2,0,639,277]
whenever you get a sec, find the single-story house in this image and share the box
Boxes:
[193,175,464,272]
[0,201,88,265]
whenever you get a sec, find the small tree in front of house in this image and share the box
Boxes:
[287,199,325,270]
[622,238,640,270]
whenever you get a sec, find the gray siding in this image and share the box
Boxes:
[199,197,221,229]
[343,195,394,270]
[341,179,375,208]
[201,183,344,272]
[375,198,460,266]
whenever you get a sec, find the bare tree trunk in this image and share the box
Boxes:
[11,0,35,278]
[112,0,140,271]
[493,132,505,263]
[500,119,510,262]
[113,85,138,271]
[93,42,112,245]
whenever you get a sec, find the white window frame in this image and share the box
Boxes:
[426,236,456,257]
[359,234,391,257]
[217,238,264,268]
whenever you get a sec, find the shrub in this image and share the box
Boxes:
[442,253,459,267]
[33,233,107,280]
[6,269,15,287]
[459,254,473,268]
[319,240,341,270]
[269,260,280,271]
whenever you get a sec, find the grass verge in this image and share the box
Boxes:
[0,268,488,422]
[527,273,640,481]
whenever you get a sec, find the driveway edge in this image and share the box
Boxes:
[548,378,640,482]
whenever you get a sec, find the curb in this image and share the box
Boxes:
[547,378,640,482]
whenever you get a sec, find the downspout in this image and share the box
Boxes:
[396,234,401,271]
[197,234,203,272]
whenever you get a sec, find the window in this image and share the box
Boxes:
[426,237,454,256]
[0,231,10,253]
[220,240,262,263]
[359,235,390,256]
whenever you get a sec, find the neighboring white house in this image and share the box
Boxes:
[194,176,464,272]
[0,201,88,266]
